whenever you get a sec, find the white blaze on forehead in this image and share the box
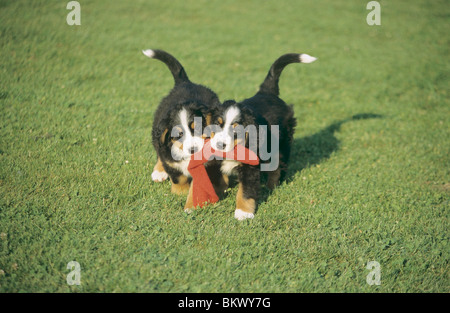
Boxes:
[178,108,191,135]
[172,108,204,159]
[223,106,240,128]
[211,106,240,152]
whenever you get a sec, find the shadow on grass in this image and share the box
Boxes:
[258,113,383,204]
[287,113,383,180]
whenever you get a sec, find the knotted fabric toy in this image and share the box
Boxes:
[188,140,259,208]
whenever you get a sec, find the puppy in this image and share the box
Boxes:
[210,53,317,220]
[143,49,223,202]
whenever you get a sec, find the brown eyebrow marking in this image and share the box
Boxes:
[174,126,183,133]
[206,113,212,126]
[217,117,223,124]
[232,123,238,128]
[190,122,195,130]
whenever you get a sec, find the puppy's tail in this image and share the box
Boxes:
[258,53,317,96]
[142,49,190,85]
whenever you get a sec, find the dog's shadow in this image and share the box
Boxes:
[258,113,383,204]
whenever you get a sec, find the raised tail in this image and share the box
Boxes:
[142,49,190,85]
[258,53,317,96]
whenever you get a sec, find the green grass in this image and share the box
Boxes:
[0,0,448,292]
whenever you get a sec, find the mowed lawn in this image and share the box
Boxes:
[0,0,448,292]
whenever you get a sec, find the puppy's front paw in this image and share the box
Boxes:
[234,209,255,221]
[151,170,168,182]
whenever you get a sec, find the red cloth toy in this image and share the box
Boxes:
[188,140,259,208]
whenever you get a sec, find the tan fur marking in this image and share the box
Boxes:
[171,175,190,195]
[222,174,229,186]
[217,117,223,125]
[160,128,168,144]
[184,182,194,210]
[234,138,244,147]
[206,113,212,126]
[236,183,256,214]
[153,157,165,173]
[171,140,183,151]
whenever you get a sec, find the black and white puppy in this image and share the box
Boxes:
[210,53,317,220]
[143,49,222,203]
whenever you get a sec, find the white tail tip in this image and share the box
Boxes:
[299,54,317,63]
[142,49,155,58]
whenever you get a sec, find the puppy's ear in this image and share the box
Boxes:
[160,128,169,144]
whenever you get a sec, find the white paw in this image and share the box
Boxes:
[151,170,168,182]
[184,208,193,214]
[234,209,254,221]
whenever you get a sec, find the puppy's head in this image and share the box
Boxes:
[159,102,212,161]
[210,100,255,153]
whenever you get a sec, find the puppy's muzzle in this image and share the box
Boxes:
[190,146,200,154]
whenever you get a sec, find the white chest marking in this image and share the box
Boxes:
[221,160,240,175]
[171,159,191,177]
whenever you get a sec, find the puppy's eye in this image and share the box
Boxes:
[174,131,183,139]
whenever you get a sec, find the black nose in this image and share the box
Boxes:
[216,142,226,150]
[190,146,199,154]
